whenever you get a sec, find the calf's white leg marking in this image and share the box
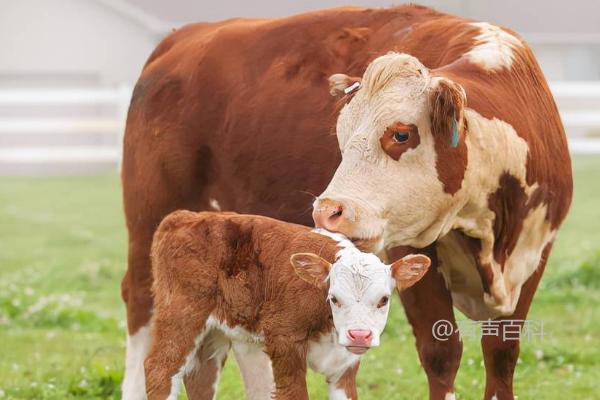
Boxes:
[122,324,151,400]
[232,341,274,400]
[328,384,350,400]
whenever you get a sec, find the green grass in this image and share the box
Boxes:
[0,156,599,399]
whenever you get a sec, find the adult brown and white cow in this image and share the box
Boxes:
[121,5,572,400]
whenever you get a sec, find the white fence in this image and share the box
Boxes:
[0,86,131,175]
[0,82,598,175]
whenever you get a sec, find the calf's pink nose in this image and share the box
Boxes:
[312,198,345,231]
[347,329,373,346]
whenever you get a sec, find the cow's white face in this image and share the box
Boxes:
[314,53,468,248]
[291,244,430,354]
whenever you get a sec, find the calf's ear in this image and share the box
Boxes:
[391,254,431,291]
[429,77,466,147]
[328,73,362,97]
[290,253,332,288]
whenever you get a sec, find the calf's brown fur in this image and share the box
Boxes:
[146,211,347,399]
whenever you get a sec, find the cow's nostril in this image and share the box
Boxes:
[329,207,343,220]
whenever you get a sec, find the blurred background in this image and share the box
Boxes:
[1,1,599,399]
[0,0,599,175]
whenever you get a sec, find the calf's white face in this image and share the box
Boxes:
[291,247,430,354]
[313,53,468,248]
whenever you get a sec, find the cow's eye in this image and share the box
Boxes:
[330,296,340,306]
[377,295,390,308]
[393,131,410,143]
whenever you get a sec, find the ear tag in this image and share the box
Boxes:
[344,81,361,95]
[450,117,460,148]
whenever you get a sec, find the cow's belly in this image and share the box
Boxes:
[436,231,502,320]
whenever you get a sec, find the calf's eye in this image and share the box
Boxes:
[393,131,410,143]
[330,296,339,306]
[377,295,390,308]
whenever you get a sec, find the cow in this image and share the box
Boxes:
[121,5,572,400]
[144,210,431,399]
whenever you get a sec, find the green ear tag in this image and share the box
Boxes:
[451,117,459,148]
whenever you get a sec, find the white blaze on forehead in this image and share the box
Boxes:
[312,228,391,294]
[465,22,523,71]
[331,247,391,304]
[335,53,431,154]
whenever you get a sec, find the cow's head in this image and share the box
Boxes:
[313,53,468,248]
[291,244,430,354]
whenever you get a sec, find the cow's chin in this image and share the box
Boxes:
[346,346,370,355]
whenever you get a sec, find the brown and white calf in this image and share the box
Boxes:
[144,211,430,399]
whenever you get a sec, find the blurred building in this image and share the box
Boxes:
[1,0,599,175]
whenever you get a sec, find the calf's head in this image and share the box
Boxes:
[291,247,430,354]
[313,53,468,248]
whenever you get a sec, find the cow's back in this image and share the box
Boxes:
[121,5,476,228]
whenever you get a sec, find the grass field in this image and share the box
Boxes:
[1,156,599,399]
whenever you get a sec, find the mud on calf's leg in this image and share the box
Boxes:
[392,246,462,400]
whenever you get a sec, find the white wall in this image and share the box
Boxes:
[0,0,159,87]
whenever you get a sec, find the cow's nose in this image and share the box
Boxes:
[346,329,373,346]
[312,198,345,231]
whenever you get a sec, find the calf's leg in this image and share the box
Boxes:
[233,341,275,399]
[184,329,231,400]
[144,295,212,400]
[481,243,550,400]
[266,339,309,400]
[391,245,463,400]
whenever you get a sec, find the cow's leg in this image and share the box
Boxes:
[266,340,309,400]
[121,134,216,398]
[121,228,155,400]
[184,330,231,400]
[481,244,550,400]
[327,361,359,400]
[391,245,462,400]
[232,341,275,399]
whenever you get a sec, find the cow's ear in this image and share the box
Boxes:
[290,253,332,288]
[391,254,431,291]
[328,73,362,97]
[429,78,466,147]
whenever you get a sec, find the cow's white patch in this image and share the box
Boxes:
[465,22,522,71]
[232,341,274,400]
[122,324,151,400]
[439,109,552,318]
[491,395,498,400]
[445,393,456,400]
[209,198,221,211]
